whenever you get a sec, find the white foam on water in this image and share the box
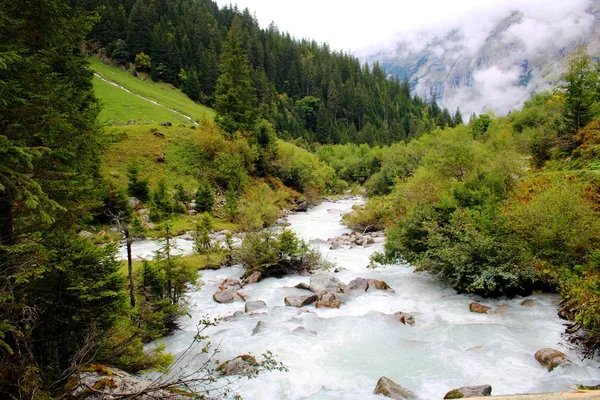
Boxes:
[154,198,599,399]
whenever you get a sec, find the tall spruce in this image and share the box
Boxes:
[214,15,256,134]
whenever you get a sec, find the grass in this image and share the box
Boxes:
[89,57,215,124]
[101,124,204,190]
[93,77,190,125]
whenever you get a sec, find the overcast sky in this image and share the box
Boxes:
[213,0,590,56]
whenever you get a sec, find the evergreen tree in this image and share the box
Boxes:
[454,108,464,125]
[194,181,214,213]
[0,0,126,393]
[214,16,256,134]
[560,49,599,142]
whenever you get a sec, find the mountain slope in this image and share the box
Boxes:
[371,0,600,116]
[90,57,215,125]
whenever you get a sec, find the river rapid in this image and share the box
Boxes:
[151,198,599,399]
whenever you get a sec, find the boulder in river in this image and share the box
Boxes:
[309,273,345,294]
[245,300,266,313]
[443,384,492,398]
[295,282,311,291]
[66,365,187,399]
[521,299,535,307]
[344,277,369,293]
[293,200,309,212]
[251,321,266,335]
[284,294,318,307]
[366,279,395,293]
[394,311,415,326]
[315,294,342,309]
[213,289,241,304]
[217,355,259,376]
[293,326,317,335]
[534,348,571,371]
[373,376,416,399]
[243,271,262,285]
[219,278,241,291]
[469,302,490,314]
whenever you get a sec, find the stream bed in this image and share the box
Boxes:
[153,198,599,399]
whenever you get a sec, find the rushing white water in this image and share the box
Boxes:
[156,198,599,399]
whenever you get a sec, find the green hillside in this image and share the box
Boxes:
[90,57,215,125]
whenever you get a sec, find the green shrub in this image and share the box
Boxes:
[234,230,329,277]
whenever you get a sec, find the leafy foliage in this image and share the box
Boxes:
[234,230,329,278]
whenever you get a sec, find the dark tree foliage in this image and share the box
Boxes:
[79,0,453,145]
[0,0,125,396]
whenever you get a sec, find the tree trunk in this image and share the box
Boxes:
[125,229,136,308]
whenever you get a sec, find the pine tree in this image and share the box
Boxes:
[214,16,256,134]
[194,181,214,213]
[561,49,599,142]
[454,108,464,125]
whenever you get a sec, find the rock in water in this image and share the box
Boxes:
[219,278,242,290]
[373,376,417,399]
[521,299,535,307]
[293,200,309,212]
[217,355,259,375]
[245,300,266,313]
[293,326,317,335]
[295,282,311,290]
[366,279,396,293]
[284,294,318,307]
[443,385,492,398]
[534,348,571,371]
[66,365,188,399]
[469,302,490,314]
[344,277,369,293]
[251,321,266,335]
[309,273,346,294]
[213,289,239,304]
[394,311,415,325]
[243,271,262,285]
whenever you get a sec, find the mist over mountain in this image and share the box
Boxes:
[369,0,600,116]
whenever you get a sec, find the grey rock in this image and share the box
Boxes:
[309,273,345,294]
[245,300,266,313]
[284,294,318,307]
[293,326,317,335]
[534,348,571,371]
[219,278,242,291]
[217,355,259,376]
[243,271,262,285]
[78,230,93,239]
[344,277,369,293]
[373,376,416,399]
[295,282,311,290]
[213,289,239,304]
[443,385,492,398]
[521,299,535,307]
[160,121,172,126]
[394,311,415,326]
[251,321,266,335]
[366,279,395,293]
[128,197,140,209]
[66,365,188,399]
[469,302,490,314]
[293,200,309,212]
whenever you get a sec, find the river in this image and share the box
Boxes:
[152,197,599,399]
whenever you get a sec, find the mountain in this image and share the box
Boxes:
[370,0,600,116]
